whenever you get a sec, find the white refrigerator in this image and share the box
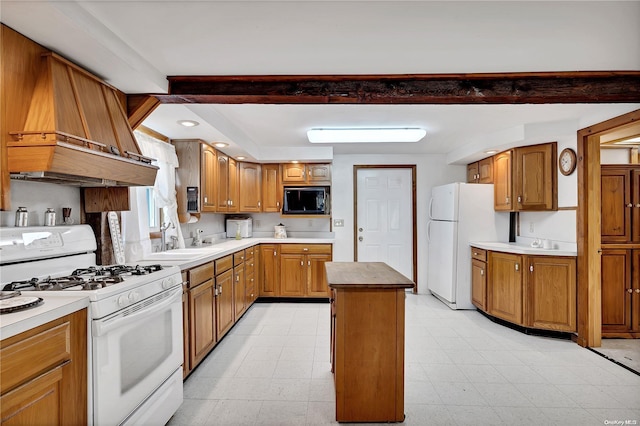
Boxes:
[427,183,508,309]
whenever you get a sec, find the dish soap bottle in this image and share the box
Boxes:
[235,223,242,240]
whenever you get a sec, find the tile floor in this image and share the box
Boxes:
[168,294,640,425]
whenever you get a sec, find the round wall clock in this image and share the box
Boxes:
[559,148,577,176]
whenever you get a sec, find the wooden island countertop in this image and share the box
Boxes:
[325,262,415,290]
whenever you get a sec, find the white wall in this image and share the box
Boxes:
[601,148,632,165]
[330,154,465,293]
[0,181,81,227]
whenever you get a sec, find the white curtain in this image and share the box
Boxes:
[122,132,185,261]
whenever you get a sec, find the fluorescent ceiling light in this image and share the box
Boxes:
[613,136,640,145]
[177,120,199,127]
[307,128,426,143]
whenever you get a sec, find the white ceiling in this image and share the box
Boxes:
[2,1,640,163]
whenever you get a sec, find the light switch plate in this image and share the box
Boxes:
[334,219,344,227]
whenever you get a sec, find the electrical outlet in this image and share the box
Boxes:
[254,219,261,228]
[308,219,313,228]
[334,219,345,227]
[529,222,534,233]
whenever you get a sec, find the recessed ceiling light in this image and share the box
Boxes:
[177,120,199,127]
[291,160,299,164]
[214,142,228,148]
[307,128,426,143]
[485,150,498,154]
[237,156,246,160]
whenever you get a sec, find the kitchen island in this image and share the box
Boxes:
[326,262,414,423]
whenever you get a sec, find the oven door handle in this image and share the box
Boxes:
[92,286,182,337]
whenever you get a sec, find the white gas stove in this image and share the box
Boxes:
[0,225,183,426]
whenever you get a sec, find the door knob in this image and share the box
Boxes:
[358,236,363,242]
[358,228,363,232]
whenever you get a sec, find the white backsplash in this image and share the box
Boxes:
[517,209,577,251]
[1,180,81,227]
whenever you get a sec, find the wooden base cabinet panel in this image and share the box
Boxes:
[280,254,306,296]
[189,279,216,368]
[334,289,405,423]
[0,309,87,426]
[259,244,279,297]
[216,268,235,339]
[488,251,523,325]
[601,249,636,336]
[526,256,576,332]
[471,258,487,310]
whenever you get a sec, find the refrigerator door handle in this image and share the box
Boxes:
[428,197,434,219]
[427,221,432,243]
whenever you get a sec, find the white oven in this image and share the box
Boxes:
[92,285,183,426]
[0,226,184,426]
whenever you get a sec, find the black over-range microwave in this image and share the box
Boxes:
[282,187,330,215]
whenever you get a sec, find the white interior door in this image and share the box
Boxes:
[356,168,413,280]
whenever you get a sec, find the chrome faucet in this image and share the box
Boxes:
[160,222,173,251]
[192,228,203,246]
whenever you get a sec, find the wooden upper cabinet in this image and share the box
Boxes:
[215,154,230,212]
[494,143,557,212]
[282,163,306,183]
[601,166,639,243]
[478,157,494,184]
[201,144,217,212]
[515,143,557,211]
[467,162,479,183]
[467,157,493,184]
[493,150,513,211]
[282,163,331,185]
[239,162,261,212]
[228,158,239,213]
[262,164,282,213]
[307,164,332,183]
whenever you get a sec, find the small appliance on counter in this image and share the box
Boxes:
[226,218,253,238]
[274,223,287,239]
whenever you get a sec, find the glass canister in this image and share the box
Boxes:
[44,208,56,226]
[15,207,28,227]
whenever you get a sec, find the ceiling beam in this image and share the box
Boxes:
[158,72,640,104]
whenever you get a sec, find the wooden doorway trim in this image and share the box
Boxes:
[353,165,418,293]
[576,109,640,348]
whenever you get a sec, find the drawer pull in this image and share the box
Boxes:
[303,248,309,251]
[473,252,478,256]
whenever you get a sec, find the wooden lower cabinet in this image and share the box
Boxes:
[233,254,246,320]
[279,244,333,298]
[471,248,487,310]
[187,263,216,371]
[488,251,524,325]
[601,248,640,337]
[0,309,87,426]
[259,244,280,296]
[525,256,576,332]
[481,250,577,333]
[216,268,234,340]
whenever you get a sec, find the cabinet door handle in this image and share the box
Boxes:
[204,196,208,203]
[517,196,522,203]
[635,289,640,293]
[480,269,484,276]
[308,260,311,266]
[219,286,222,294]
[505,197,509,203]
[300,261,304,266]
[529,265,534,272]
[236,275,239,282]
[274,251,277,256]
[258,201,261,207]
[515,263,519,271]
[214,286,219,296]
[276,201,280,208]
[627,203,633,208]
[628,288,634,293]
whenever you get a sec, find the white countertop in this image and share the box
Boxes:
[137,237,335,270]
[0,294,89,340]
[469,241,577,256]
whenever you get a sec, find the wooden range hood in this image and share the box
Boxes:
[7,52,157,187]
